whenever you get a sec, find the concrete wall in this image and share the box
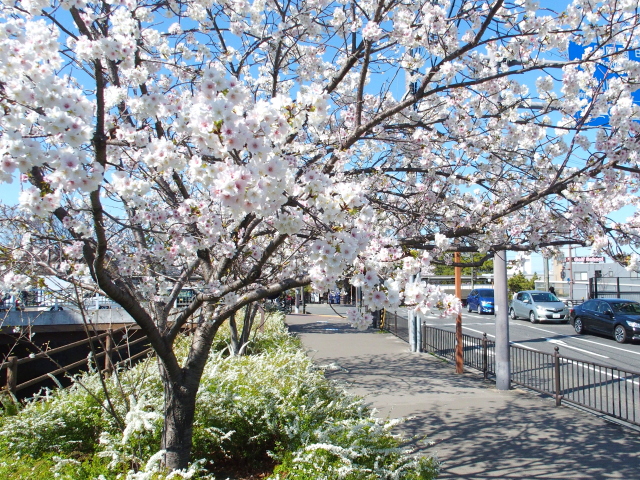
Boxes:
[1,308,133,328]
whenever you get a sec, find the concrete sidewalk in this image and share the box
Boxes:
[287,304,640,479]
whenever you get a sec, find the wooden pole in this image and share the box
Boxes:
[104,330,113,375]
[6,356,17,394]
[454,252,464,374]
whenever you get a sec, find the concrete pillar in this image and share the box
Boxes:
[408,308,416,352]
[494,250,510,390]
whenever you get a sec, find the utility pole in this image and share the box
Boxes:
[494,250,510,390]
[454,252,463,373]
[568,246,574,300]
[543,256,550,292]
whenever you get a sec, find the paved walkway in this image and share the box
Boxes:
[287,304,640,479]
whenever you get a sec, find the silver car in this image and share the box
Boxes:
[509,290,570,324]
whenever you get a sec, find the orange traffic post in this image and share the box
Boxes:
[454,252,464,374]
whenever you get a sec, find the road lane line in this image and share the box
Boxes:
[546,338,609,358]
[463,327,538,351]
[425,325,639,387]
[571,337,640,355]
[463,327,493,337]
[523,325,562,335]
[562,358,640,387]
[522,325,640,356]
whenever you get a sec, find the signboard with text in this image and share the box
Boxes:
[564,256,605,263]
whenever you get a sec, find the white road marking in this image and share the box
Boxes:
[571,337,640,356]
[562,358,640,387]
[463,327,538,351]
[546,338,609,358]
[521,324,640,356]
[463,327,493,337]
[524,325,561,335]
[423,321,640,387]
[423,322,492,327]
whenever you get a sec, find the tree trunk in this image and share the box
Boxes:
[238,303,258,355]
[161,377,198,471]
[229,311,240,355]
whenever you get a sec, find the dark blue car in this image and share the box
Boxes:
[467,288,495,315]
[570,298,640,343]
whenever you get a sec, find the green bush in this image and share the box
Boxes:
[508,272,538,295]
[0,310,439,480]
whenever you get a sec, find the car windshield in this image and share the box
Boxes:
[530,293,559,303]
[477,289,494,297]
[611,302,640,314]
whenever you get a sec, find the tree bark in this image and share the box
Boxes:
[229,311,240,355]
[161,374,199,471]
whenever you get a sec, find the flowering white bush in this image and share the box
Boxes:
[0,312,438,479]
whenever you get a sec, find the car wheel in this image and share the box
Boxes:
[529,311,538,324]
[573,317,585,334]
[509,308,517,320]
[468,302,472,313]
[614,325,629,344]
[477,305,482,315]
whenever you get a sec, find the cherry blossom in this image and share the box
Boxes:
[2,0,640,472]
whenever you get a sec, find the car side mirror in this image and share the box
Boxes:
[605,310,613,316]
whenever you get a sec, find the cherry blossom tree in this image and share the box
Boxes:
[2,0,640,472]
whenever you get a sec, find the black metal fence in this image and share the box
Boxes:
[385,317,640,428]
[589,276,640,302]
[421,325,494,379]
[381,310,409,342]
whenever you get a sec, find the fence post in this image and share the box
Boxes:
[6,356,17,394]
[482,333,488,379]
[104,330,113,375]
[554,346,562,407]
[421,323,426,352]
[394,311,397,334]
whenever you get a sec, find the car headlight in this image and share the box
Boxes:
[627,321,640,329]
[536,306,547,313]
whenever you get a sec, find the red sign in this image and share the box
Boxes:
[565,256,605,263]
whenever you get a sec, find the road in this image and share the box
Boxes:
[388,308,640,374]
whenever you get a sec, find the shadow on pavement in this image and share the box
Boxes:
[287,312,640,480]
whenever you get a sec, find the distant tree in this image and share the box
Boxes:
[508,273,538,295]
[433,254,493,276]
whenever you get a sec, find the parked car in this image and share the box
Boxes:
[570,298,640,343]
[509,290,569,323]
[467,288,494,314]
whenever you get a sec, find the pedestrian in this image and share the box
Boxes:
[549,286,556,295]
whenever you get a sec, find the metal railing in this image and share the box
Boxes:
[386,319,640,427]
[0,325,151,396]
[421,325,494,379]
[380,310,408,342]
